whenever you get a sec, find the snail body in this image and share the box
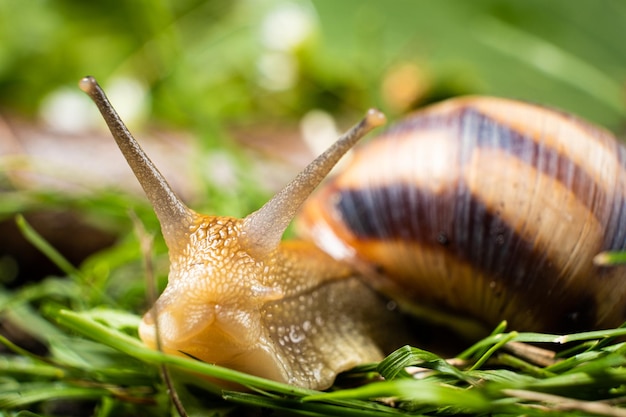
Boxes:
[80,76,626,390]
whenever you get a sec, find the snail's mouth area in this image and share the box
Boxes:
[138,303,262,364]
[139,306,211,342]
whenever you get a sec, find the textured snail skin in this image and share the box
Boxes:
[138,215,397,389]
[298,97,626,335]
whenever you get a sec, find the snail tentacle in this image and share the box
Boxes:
[79,76,194,251]
[242,109,386,257]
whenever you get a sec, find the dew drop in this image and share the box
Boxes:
[289,326,305,343]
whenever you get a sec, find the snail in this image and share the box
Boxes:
[79,76,626,390]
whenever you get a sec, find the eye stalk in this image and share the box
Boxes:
[243,108,386,257]
[79,76,194,253]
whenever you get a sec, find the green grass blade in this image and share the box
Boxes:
[0,382,110,409]
[15,214,81,279]
[304,379,490,412]
[593,250,626,266]
[378,345,471,382]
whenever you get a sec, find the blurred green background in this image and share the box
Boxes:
[1,0,626,289]
[1,1,626,414]
[2,0,626,129]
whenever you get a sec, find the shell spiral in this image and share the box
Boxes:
[298,97,626,334]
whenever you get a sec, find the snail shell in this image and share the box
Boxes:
[299,96,626,335]
[80,76,626,390]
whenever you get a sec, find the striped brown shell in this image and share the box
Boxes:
[298,97,626,334]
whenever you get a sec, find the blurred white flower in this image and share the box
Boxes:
[40,87,96,133]
[257,51,298,91]
[260,2,315,51]
[300,109,339,156]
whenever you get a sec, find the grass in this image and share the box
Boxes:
[3,217,626,416]
[5,303,626,416]
[1,3,626,414]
